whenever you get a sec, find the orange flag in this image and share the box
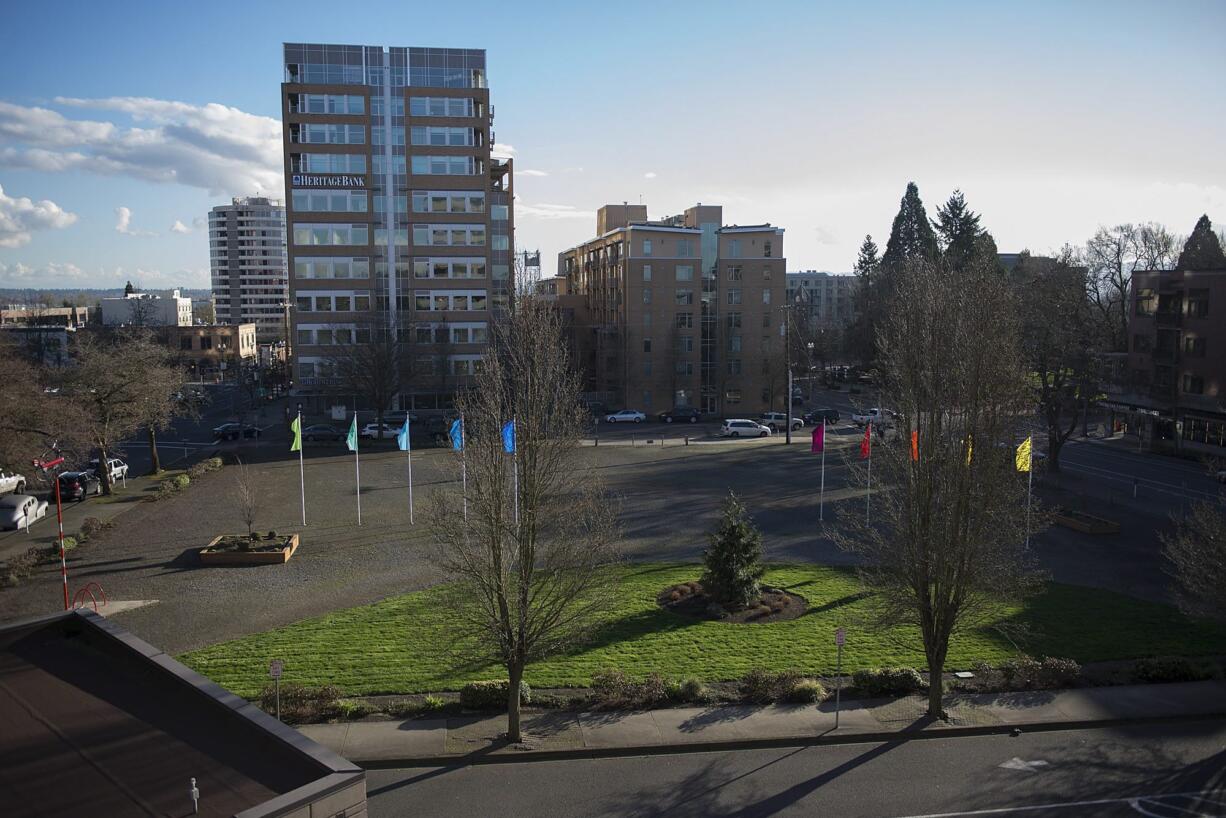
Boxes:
[910,430,918,462]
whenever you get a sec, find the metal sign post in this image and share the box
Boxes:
[834,627,845,729]
[269,659,284,720]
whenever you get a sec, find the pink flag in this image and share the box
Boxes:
[811,423,825,453]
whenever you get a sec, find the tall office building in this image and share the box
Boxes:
[281,43,513,411]
[208,196,288,343]
[558,204,786,415]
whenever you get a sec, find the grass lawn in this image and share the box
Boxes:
[179,563,1226,698]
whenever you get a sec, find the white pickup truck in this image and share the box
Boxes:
[0,469,28,495]
[851,408,894,428]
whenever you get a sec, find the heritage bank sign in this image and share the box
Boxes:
[291,174,365,188]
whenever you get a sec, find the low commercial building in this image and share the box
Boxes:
[0,305,92,328]
[1113,265,1226,456]
[157,323,258,382]
[0,609,365,817]
[558,203,787,415]
[100,290,193,327]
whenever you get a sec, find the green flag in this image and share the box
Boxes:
[290,416,302,452]
[346,415,358,452]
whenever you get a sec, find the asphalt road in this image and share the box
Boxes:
[365,720,1226,818]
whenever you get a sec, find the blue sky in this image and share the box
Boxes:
[1,0,1224,289]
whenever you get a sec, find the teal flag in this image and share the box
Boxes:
[346,415,358,452]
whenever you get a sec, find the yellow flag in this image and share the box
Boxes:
[1015,436,1032,472]
[965,436,974,466]
[290,416,302,453]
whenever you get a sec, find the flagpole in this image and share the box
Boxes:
[407,440,414,525]
[512,445,519,527]
[1024,442,1033,550]
[461,414,468,522]
[866,430,872,525]
[819,419,826,522]
[297,410,306,527]
[354,433,362,526]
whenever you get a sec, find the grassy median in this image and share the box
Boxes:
[179,563,1226,698]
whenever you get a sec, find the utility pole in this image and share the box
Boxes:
[785,303,792,445]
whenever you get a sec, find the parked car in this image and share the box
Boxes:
[0,469,27,495]
[360,422,398,439]
[1216,468,1226,484]
[851,408,894,428]
[604,409,646,424]
[303,424,344,442]
[213,422,262,441]
[57,471,102,502]
[657,408,701,424]
[804,408,841,425]
[720,419,772,438]
[0,494,49,531]
[759,412,804,432]
[89,458,129,482]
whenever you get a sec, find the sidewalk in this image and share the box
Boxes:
[297,679,1226,767]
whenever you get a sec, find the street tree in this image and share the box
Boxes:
[834,251,1040,720]
[232,458,259,538]
[1161,497,1226,622]
[325,315,410,430]
[1176,215,1226,271]
[701,493,765,607]
[0,338,89,469]
[425,296,620,743]
[65,332,183,494]
[1012,250,1097,473]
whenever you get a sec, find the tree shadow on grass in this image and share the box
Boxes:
[798,592,871,617]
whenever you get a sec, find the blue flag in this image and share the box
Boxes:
[397,417,411,452]
[449,418,464,451]
[502,420,516,454]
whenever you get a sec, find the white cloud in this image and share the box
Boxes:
[644,171,657,179]
[0,97,282,196]
[491,142,516,158]
[0,183,78,248]
[514,201,594,221]
[170,219,191,234]
[0,261,87,283]
[114,206,156,236]
[517,169,549,177]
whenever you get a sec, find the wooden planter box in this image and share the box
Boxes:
[200,534,299,565]
[1054,510,1120,535]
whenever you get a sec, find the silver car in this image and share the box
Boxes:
[0,494,49,531]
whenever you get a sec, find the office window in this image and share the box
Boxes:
[410,126,477,146]
[492,235,509,250]
[675,312,693,329]
[675,289,693,306]
[729,239,741,258]
[490,204,509,220]
[408,96,476,117]
[410,156,480,175]
[292,153,366,174]
[642,264,652,282]
[763,289,771,305]
[643,239,652,256]
[676,265,693,281]
[1183,374,1204,395]
[643,288,652,305]
[727,289,742,305]
[643,339,652,353]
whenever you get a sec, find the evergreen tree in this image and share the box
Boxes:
[846,236,881,363]
[123,280,135,296]
[1176,215,1226,271]
[933,189,984,270]
[701,493,765,607]
[854,235,880,275]
[881,182,939,271]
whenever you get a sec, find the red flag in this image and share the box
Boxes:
[860,424,871,459]
[811,423,825,453]
[910,430,918,462]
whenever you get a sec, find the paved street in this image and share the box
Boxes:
[364,720,1226,818]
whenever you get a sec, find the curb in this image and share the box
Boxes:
[354,710,1226,769]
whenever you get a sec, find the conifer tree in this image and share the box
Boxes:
[881,182,939,271]
[1176,215,1226,271]
[701,493,765,607]
[934,189,984,270]
[854,234,880,275]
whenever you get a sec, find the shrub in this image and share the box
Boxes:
[79,517,109,539]
[336,699,373,719]
[187,462,208,480]
[851,667,924,697]
[422,695,446,710]
[740,668,802,703]
[259,683,343,724]
[1132,656,1214,684]
[1038,657,1081,687]
[679,677,709,703]
[669,590,682,602]
[173,473,190,490]
[591,668,633,704]
[999,656,1043,689]
[459,679,532,710]
[784,678,826,704]
[701,493,765,607]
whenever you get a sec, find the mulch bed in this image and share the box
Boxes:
[203,534,293,554]
[657,580,808,624]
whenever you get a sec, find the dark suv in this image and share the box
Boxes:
[657,408,702,424]
[57,471,101,502]
[804,408,841,425]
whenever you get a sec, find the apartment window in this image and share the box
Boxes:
[1183,374,1204,395]
[762,289,772,305]
[725,389,741,404]
[644,361,652,376]
[1186,289,1210,318]
[727,359,742,375]
[643,339,652,353]
[729,239,741,258]
[763,266,772,280]
[199,337,212,350]
[726,312,742,329]
[643,288,652,305]
[675,265,693,281]
[179,337,192,350]
[1135,288,1156,316]
[643,239,652,256]
[728,265,742,281]
[642,264,652,282]
[677,336,694,353]
[677,239,693,257]
[675,360,693,376]
[1184,336,1206,357]
[729,335,742,353]
[761,358,772,375]
[728,289,742,305]
[675,289,693,306]
[764,241,773,258]
[643,313,651,327]
[675,312,693,329]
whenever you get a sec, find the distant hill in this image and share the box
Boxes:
[0,288,212,307]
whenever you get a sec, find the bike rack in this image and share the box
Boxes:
[72,582,108,612]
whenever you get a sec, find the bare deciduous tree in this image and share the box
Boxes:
[1082,222,1178,352]
[1161,497,1226,622]
[835,254,1041,719]
[325,315,411,430]
[232,458,259,537]
[0,337,89,469]
[425,296,620,743]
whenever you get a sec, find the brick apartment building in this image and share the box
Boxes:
[1116,266,1226,456]
[557,204,787,416]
